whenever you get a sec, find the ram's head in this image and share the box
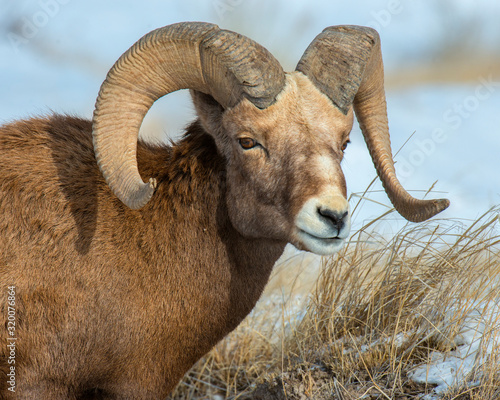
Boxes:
[93,22,449,255]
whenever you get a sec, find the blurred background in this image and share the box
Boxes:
[1,0,499,235]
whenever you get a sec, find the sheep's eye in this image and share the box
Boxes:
[341,140,350,152]
[239,137,258,150]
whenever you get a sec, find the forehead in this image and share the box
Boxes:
[224,71,354,141]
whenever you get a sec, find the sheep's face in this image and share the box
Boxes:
[195,72,353,255]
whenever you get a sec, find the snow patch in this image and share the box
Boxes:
[409,299,500,395]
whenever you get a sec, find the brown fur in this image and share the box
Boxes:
[0,72,353,399]
[0,115,284,399]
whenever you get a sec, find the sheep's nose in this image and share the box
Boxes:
[318,208,348,233]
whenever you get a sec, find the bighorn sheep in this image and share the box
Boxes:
[0,22,449,399]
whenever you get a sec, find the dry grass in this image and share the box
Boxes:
[168,205,500,399]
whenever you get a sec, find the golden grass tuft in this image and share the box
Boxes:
[168,206,500,399]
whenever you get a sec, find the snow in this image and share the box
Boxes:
[409,299,500,397]
[268,294,500,398]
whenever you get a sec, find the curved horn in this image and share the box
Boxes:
[93,22,285,209]
[296,25,449,222]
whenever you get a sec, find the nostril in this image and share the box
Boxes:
[318,208,348,232]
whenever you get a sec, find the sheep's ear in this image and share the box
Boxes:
[190,90,225,136]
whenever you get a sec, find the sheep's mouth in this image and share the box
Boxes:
[295,228,346,255]
[299,229,343,242]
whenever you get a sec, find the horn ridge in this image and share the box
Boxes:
[93,22,285,209]
[296,25,377,115]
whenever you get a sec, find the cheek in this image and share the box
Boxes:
[231,154,281,203]
[224,157,292,239]
[225,183,291,240]
[228,152,261,191]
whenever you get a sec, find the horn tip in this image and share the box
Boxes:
[432,197,451,217]
[405,198,450,223]
[149,177,158,190]
[436,198,451,211]
[122,179,157,210]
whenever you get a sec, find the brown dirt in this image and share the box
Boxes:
[247,362,437,400]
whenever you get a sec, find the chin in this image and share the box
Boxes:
[293,232,346,255]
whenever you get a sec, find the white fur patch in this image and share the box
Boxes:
[294,191,351,255]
